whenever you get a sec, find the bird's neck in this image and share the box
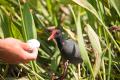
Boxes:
[55,37,65,50]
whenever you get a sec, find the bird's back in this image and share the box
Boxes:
[61,39,82,64]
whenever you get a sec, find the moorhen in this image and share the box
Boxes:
[48,28,83,79]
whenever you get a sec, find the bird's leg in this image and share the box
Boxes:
[63,60,69,77]
[51,73,56,80]
[60,60,69,80]
[78,63,81,80]
[54,60,69,80]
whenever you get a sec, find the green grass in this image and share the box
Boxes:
[0,0,120,80]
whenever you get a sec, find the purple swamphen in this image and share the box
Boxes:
[48,28,83,80]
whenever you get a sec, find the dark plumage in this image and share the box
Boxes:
[48,29,82,64]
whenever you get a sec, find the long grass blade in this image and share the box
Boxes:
[85,24,102,77]
[19,64,45,80]
[0,10,11,37]
[69,5,94,79]
[18,1,39,79]
[109,0,120,17]
[72,0,120,52]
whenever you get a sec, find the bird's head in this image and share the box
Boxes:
[48,28,62,41]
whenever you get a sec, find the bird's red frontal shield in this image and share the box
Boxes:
[48,30,57,40]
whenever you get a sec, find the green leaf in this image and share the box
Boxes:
[69,5,94,78]
[29,0,42,12]
[21,2,37,41]
[19,2,38,79]
[0,10,11,38]
[19,64,45,80]
[0,0,10,6]
[0,25,4,38]
[46,0,52,16]
[85,24,102,77]
[76,13,94,79]
[50,47,61,72]
[60,0,74,4]
[72,0,120,52]
[72,0,99,18]
[10,22,23,40]
[110,0,120,17]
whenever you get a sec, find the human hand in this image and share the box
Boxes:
[0,38,39,64]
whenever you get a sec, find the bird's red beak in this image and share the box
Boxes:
[48,30,57,41]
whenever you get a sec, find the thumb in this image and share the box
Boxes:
[24,48,38,60]
[20,42,32,51]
